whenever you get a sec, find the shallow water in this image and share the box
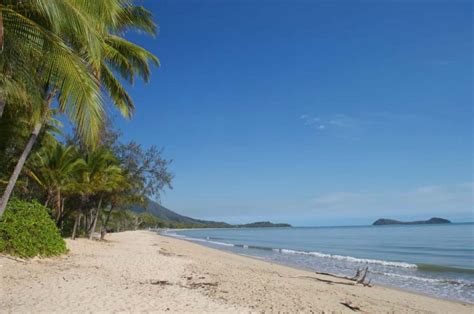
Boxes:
[162,223,474,303]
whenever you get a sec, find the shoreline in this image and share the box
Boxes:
[189,241,465,305]
[1,230,472,313]
[161,231,472,306]
[161,227,474,304]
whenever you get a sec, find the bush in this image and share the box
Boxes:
[0,199,67,258]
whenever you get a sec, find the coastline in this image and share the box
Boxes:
[1,230,472,313]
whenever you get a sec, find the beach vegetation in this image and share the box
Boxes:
[0,199,67,257]
[0,0,176,252]
[0,0,159,217]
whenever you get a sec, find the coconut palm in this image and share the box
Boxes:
[90,2,159,117]
[27,141,84,223]
[0,0,159,216]
[0,0,104,216]
[75,148,125,239]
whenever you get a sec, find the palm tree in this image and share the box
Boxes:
[27,141,84,223]
[0,0,104,122]
[0,0,159,216]
[0,0,104,216]
[74,148,124,240]
[90,2,159,117]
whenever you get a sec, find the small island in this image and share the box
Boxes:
[373,217,451,226]
[237,221,292,228]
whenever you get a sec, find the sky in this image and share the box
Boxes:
[110,0,472,226]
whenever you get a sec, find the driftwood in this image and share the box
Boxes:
[139,280,171,286]
[294,275,356,286]
[312,267,372,287]
[269,266,372,287]
[340,301,361,312]
[189,282,218,288]
[353,266,371,286]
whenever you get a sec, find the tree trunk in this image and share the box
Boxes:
[0,99,5,119]
[89,195,103,240]
[84,213,88,232]
[0,122,42,216]
[56,198,71,228]
[134,216,143,230]
[88,210,94,231]
[0,89,56,217]
[0,4,4,118]
[100,205,115,240]
[0,2,4,53]
[71,214,81,240]
[56,190,61,220]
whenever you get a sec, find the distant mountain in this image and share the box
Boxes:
[373,217,451,226]
[131,199,291,228]
[131,198,231,228]
[237,221,292,228]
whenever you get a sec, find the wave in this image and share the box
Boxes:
[163,232,474,274]
[164,232,234,246]
[162,231,417,269]
[277,249,417,269]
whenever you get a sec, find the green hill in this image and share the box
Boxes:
[131,199,291,229]
[131,198,231,228]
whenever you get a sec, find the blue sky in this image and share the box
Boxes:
[111,0,472,226]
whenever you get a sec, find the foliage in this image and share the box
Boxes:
[116,141,173,202]
[0,199,67,257]
[0,1,175,241]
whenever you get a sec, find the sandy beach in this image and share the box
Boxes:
[0,230,472,313]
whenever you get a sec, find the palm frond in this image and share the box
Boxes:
[105,35,160,83]
[115,5,157,36]
[100,64,134,118]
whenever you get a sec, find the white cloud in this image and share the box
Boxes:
[300,113,357,132]
[300,111,426,139]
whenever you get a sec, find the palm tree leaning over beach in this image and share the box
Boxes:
[0,0,159,216]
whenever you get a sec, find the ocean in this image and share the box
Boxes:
[162,223,474,303]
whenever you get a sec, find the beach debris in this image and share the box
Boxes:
[291,267,373,287]
[140,279,171,286]
[352,267,371,286]
[189,282,218,288]
[295,275,356,286]
[158,249,174,257]
[352,268,362,280]
[340,301,361,312]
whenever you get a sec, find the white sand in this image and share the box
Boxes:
[1,230,472,313]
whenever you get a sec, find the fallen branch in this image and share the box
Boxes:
[315,271,356,281]
[139,280,171,286]
[293,275,356,286]
[190,282,218,288]
[340,301,361,312]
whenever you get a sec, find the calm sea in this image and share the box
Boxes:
[162,223,474,303]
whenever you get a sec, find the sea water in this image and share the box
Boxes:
[162,223,474,303]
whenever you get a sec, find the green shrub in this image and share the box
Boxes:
[0,199,67,258]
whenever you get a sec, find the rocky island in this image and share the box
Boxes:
[373,217,451,226]
[237,221,292,228]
